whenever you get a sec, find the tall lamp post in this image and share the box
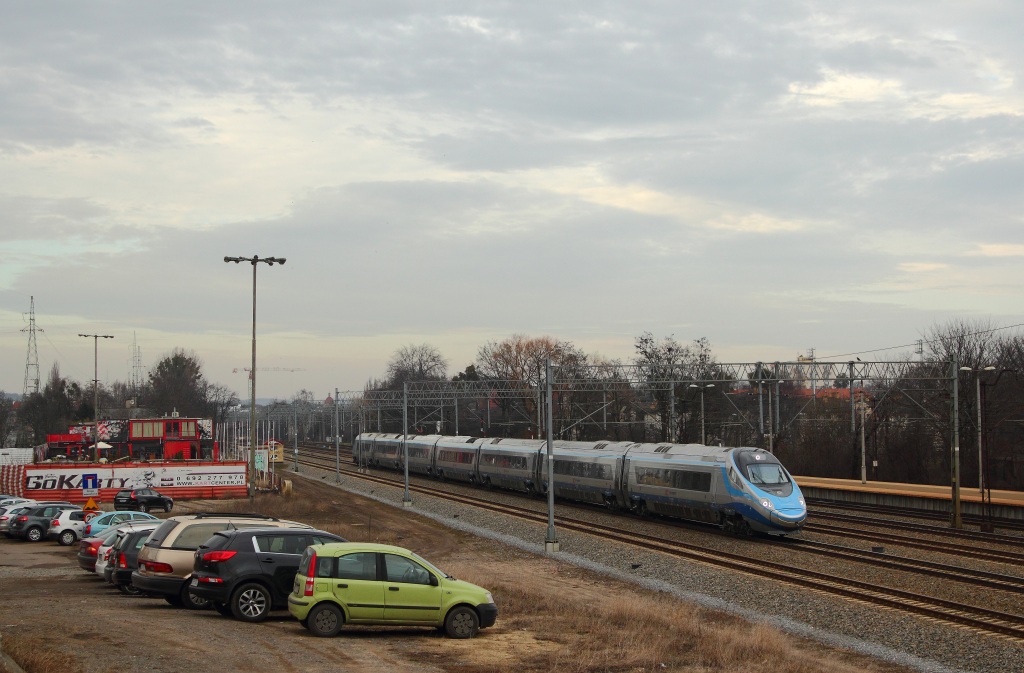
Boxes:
[224,255,286,502]
[79,333,114,461]
[961,365,1016,532]
[960,366,995,497]
[688,383,714,444]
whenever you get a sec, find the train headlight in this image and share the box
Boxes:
[761,500,773,509]
[798,498,805,506]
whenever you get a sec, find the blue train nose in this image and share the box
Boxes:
[771,508,807,529]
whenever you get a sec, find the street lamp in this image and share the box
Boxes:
[224,255,286,501]
[960,366,995,497]
[79,333,114,461]
[960,365,1015,532]
[688,383,715,444]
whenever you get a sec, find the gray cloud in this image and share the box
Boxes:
[1,2,1022,397]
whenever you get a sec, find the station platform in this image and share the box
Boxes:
[794,476,1024,523]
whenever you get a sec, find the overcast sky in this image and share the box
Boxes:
[2,2,1023,402]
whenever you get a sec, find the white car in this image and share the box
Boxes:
[48,509,90,546]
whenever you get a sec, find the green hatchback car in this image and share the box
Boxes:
[287,542,498,639]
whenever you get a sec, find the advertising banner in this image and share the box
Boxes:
[17,462,248,503]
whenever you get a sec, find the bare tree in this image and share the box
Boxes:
[476,334,584,387]
[386,343,449,388]
[0,392,14,447]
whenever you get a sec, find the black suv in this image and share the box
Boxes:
[191,527,346,622]
[8,504,81,542]
[114,488,174,513]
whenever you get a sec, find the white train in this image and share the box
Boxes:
[354,433,806,536]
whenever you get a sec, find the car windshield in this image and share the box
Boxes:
[412,552,451,579]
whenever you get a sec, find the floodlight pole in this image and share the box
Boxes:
[545,358,559,552]
[951,357,962,529]
[334,388,341,483]
[79,333,114,461]
[224,255,286,503]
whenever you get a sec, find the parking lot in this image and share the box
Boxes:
[0,481,530,673]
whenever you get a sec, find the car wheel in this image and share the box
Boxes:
[117,582,142,596]
[181,582,211,610]
[444,606,480,639]
[59,530,78,546]
[306,603,343,637]
[232,583,271,622]
[26,527,43,543]
[163,502,172,513]
[164,595,183,607]
[138,504,149,513]
[212,602,233,617]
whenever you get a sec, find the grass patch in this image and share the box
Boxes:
[436,566,898,673]
[2,633,77,673]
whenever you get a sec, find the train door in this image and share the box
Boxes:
[611,456,627,509]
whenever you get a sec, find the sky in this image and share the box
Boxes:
[2,2,1023,402]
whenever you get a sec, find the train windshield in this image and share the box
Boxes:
[733,449,794,494]
[745,463,790,487]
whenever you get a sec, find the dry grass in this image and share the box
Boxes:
[2,633,77,673]
[438,565,901,673]
[184,490,407,545]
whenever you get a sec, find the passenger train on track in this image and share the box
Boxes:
[353,433,807,536]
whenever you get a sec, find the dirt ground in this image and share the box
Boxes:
[0,476,916,673]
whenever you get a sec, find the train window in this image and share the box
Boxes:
[481,454,527,469]
[635,467,710,492]
[553,460,610,479]
[438,449,474,464]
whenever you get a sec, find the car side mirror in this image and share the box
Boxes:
[429,574,439,587]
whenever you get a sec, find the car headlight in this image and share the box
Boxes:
[485,592,494,604]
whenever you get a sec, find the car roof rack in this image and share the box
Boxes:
[189,512,279,520]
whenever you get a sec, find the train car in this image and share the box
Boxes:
[540,445,624,507]
[726,446,805,534]
[622,443,805,534]
[404,435,443,476]
[352,433,398,468]
[623,443,725,525]
[477,438,546,493]
[371,434,405,469]
[432,436,483,483]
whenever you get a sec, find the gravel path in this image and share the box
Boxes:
[297,465,1024,673]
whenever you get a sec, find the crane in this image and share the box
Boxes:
[232,367,305,374]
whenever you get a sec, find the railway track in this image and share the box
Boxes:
[805,520,1024,565]
[293,447,1024,642]
[809,508,1024,546]
[809,498,1024,534]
